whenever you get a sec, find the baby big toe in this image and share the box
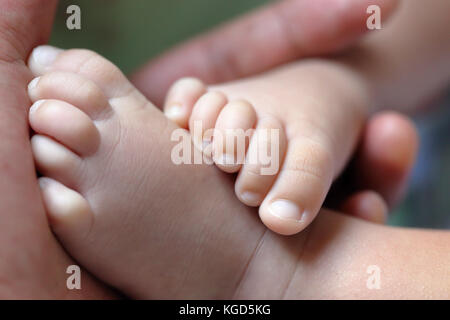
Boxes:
[29,45,135,100]
[259,138,334,235]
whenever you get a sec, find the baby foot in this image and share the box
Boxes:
[164,61,369,235]
[27,46,268,299]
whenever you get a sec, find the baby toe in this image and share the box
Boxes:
[31,135,82,188]
[189,91,228,155]
[213,100,257,173]
[235,117,286,206]
[340,190,388,224]
[39,177,93,243]
[29,99,100,156]
[259,138,334,235]
[164,77,206,128]
[28,72,111,119]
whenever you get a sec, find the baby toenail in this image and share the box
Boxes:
[218,153,236,166]
[165,103,184,120]
[29,100,46,115]
[202,139,211,150]
[28,77,41,91]
[240,192,262,206]
[38,177,51,189]
[269,200,304,222]
[32,45,63,67]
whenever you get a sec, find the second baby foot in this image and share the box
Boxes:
[27,45,271,298]
[165,61,369,235]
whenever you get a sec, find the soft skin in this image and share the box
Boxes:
[0,0,418,298]
[28,0,450,299]
[164,60,369,235]
[27,43,446,299]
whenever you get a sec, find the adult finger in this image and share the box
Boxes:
[132,0,399,106]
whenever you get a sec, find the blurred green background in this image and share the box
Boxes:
[51,0,269,74]
[50,0,450,229]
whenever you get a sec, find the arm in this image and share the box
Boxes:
[236,209,450,299]
[301,211,450,299]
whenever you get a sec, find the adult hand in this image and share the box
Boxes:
[131,0,416,223]
[132,0,399,106]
